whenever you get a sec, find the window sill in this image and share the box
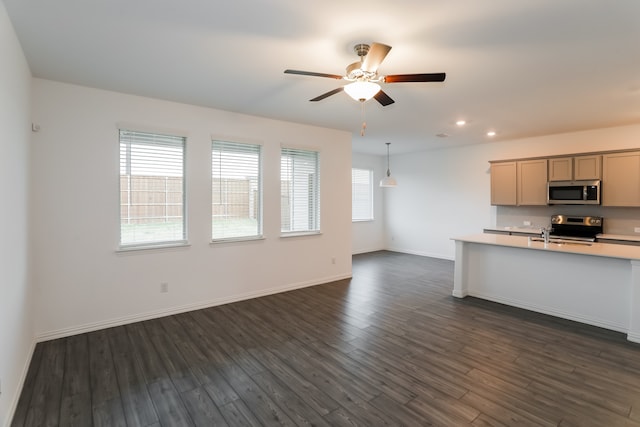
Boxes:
[116,241,190,254]
[210,236,266,245]
[352,219,374,223]
[280,231,322,238]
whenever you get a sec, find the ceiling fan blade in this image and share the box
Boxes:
[284,69,344,79]
[361,43,392,73]
[383,72,446,83]
[374,90,395,106]
[310,87,344,102]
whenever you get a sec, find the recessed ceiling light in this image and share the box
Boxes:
[487,131,496,137]
[456,120,466,126]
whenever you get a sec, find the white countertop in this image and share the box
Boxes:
[453,233,640,261]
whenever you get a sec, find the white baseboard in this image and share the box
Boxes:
[5,339,37,427]
[627,332,640,344]
[452,290,468,298]
[36,273,352,342]
[468,291,628,334]
[352,245,386,255]
[384,246,455,261]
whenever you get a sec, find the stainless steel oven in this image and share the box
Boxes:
[549,214,603,241]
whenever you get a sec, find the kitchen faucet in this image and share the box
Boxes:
[541,225,553,244]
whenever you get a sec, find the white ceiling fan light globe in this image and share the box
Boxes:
[344,81,381,101]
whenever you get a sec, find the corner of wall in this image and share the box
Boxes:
[0,3,37,425]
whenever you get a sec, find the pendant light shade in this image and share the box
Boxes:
[380,174,397,187]
[380,142,397,187]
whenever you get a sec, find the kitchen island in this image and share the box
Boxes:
[452,233,640,343]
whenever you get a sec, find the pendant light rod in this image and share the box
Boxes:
[380,142,398,187]
[386,142,391,175]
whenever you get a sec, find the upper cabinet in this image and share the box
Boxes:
[517,159,548,206]
[602,151,640,206]
[548,155,601,181]
[491,159,547,206]
[548,157,572,181]
[490,162,516,206]
[574,155,602,180]
[491,149,638,207]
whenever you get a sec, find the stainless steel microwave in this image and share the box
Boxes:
[547,180,601,205]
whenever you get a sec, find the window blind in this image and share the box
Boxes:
[281,148,320,233]
[119,130,186,247]
[211,140,262,240]
[352,168,374,221]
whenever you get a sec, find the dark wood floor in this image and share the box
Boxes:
[11,250,640,426]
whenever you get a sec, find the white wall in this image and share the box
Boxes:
[30,79,353,339]
[0,3,34,425]
[386,124,640,260]
[351,152,386,254]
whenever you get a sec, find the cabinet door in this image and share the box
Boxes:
[602,152,640,206]
[574,155,602,180]
[490,162,517,206]
[517,159,548,205]
[548,157,573,181]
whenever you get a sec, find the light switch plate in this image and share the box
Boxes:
[634,227,640,233]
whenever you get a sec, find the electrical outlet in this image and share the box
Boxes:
[523,221,532,226]
[634,227,640,234]
[160,282,169,293]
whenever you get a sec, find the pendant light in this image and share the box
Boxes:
[380,142,397,187]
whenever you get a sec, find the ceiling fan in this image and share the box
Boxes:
[284,42,446,106]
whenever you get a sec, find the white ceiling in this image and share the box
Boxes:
[4,0,640,155]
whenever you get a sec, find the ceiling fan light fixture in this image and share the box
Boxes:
[344,81,381,102]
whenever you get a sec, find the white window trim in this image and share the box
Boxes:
[280,230,322,239]
[116,241,191,253]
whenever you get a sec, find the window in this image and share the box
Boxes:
[281,148,320,233]
[211,140,262,240]
[352,168,373,221]
[119,130,186,247]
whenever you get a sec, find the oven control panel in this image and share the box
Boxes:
[551,215,602,227]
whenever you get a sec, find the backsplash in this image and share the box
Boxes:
[496,205,640,235]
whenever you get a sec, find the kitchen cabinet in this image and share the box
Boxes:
[602,151,640,206]
[574,155,601,180]
[517,159,548,205]
[490,161,516,205]
[491,159,547,206]
[548,157,572,181]
[548,155,601,181]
